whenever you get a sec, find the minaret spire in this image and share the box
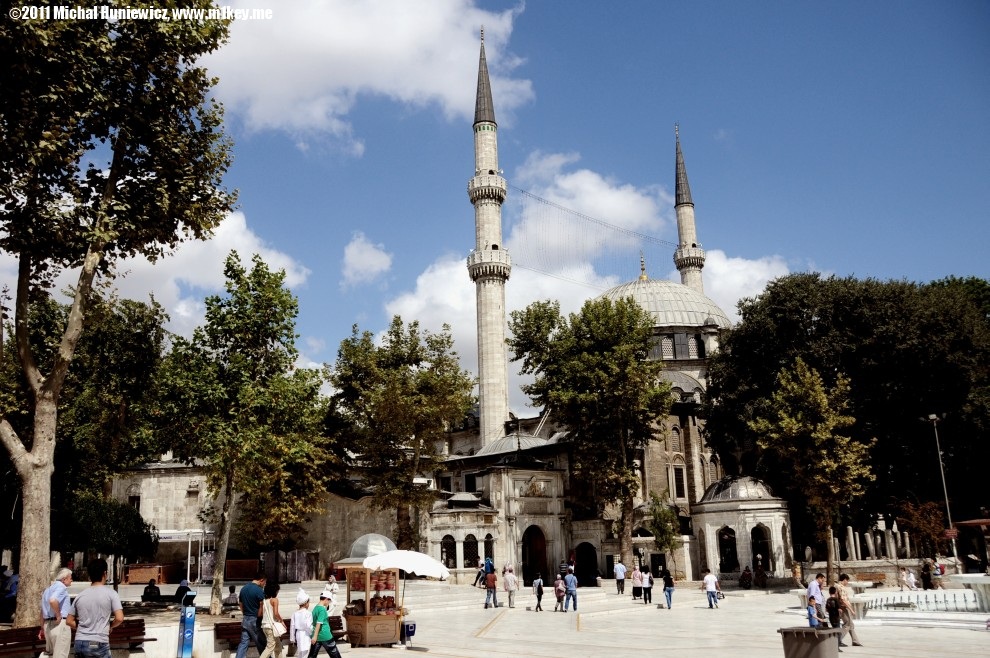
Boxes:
[673,125,706,294]
[467,31,511,446]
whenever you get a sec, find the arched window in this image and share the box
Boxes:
[670,427,681,452]
[718,527,739,573]
[484,534,495,561]
[463,534,480,569]
[441,535,456,569]
[709,456,718,483]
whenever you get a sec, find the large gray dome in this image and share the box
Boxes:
[601,278,731,329]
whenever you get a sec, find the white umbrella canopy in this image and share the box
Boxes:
[362,550,450,580]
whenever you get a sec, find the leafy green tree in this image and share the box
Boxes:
[645,491,681,574]
[158,253,335,613]
[748,357,874,582]
[705,274,990,542]
[508,297,671,568]
[0,5,233,625]
[0,294,167,552]
[328,317,474,549]
[65,492,159,586]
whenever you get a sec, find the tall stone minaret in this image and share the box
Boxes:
[673,125,706,295]
[467,30,511,447]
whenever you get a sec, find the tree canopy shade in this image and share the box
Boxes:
[704,273,990,543]
[156,252,336,614]
[0,4,234,625]
[327,317,474,549]
[507,297,671,568]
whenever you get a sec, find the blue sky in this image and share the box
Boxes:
[16,0,990,415]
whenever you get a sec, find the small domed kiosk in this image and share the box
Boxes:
[336,533,401,647]
[691,477,791,579]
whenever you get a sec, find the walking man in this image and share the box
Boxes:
[237,570,268,658]
[484,569,499,609]
[613,560,626,595]
[503,565,518,608]
[67,559,123,658]
[702,569,720,609]
[837,574,864,647]
[563,567,578,612]
[40,568,73,658]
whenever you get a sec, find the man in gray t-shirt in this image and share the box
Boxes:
[68,559,123,658]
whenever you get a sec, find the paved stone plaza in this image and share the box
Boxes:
[58,579,988,658]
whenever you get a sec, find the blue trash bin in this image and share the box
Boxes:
[403,620,416,644]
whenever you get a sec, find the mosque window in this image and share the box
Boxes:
[649,337,664,360]
[709,458,718,483]
[463,534,480,568]
[661,335,674,359]
[465,473,477,492]
[673,465,686,499]
[484,534,495,561]
[670,427,681,452]
[674,333,690,359]
[695,335,707,359]
[441,535,456,569]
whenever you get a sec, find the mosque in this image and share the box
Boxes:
[418,35,792,587]
[112,36,793,587]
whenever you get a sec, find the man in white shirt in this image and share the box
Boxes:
[702,569,720,609]
[613,560,627,595]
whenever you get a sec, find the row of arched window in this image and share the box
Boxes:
[439,533,495,570]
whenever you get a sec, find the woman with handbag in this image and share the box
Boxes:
[258,582,286,658]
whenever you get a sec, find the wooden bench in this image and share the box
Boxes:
[108,618,155,650]
[854,572,887,587]
[0,619,153,658]
[0,626,45,658]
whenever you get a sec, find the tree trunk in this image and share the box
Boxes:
[209,471,236,615]
[826,526,836,585]
[619,496,634,568]
[396,505,413,550]
[11,398,56,627]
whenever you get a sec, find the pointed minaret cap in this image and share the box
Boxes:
[639,252,649,281]
[474,28,497,126]
[675,124,693,207]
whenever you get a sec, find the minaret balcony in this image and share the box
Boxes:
[674,246,706,270]
[467,174,507,202]
[467,248,512,281]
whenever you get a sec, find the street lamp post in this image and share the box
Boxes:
[927,414,959,572]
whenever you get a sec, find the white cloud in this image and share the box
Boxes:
[0,212,311,340]
[340,231,393,289]
[384,151,792,416]
[702,250,790,322]
[205,0,534,148]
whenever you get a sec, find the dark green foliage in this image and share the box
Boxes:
[327,317,474,549]
[705,273,990,540]
[65,492,159,562]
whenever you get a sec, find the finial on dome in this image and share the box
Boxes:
[639,252,648,281]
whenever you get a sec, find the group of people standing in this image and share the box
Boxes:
[236,570,342,658]
[806,572,863,650]
[613,560,677,609]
